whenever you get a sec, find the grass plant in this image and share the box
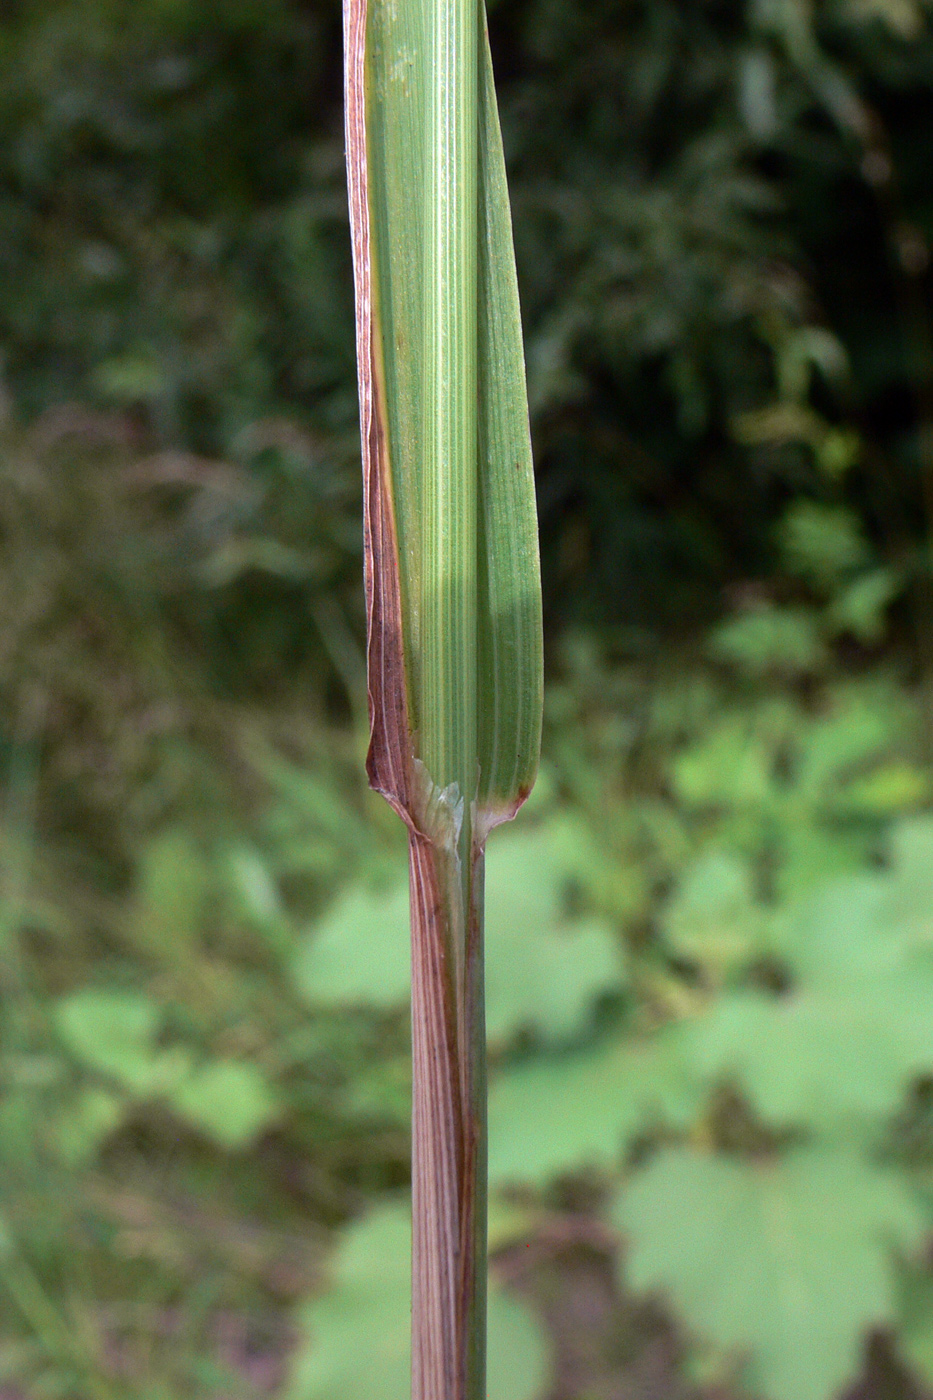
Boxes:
[343,0,543,1395]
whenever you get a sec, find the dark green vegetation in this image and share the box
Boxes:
[4,0,933,1397]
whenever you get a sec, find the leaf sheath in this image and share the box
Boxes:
[410,831,486,1399]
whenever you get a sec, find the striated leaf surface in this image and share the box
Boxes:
[351,0,542,820]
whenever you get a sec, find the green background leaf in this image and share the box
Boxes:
[616,1149,926,1400]
[489,1032,696,1186]
[168,1059,280,1150]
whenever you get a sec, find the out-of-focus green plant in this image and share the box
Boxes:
[2,1,933,1397]
[486,813,933,1400]
[1,0,933,634]
[2,586,933,1399]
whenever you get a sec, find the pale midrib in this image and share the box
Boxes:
[420,0,479,826]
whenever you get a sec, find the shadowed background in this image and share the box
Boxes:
[3,1,933,1397]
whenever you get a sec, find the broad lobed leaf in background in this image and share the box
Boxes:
[662,819,933,1131]
[677,816,933,1131]
[481,816,933,1193]
[53,988,280,1151]
[476,815,933,1400]
[659,848,775,980]
[488,1032,698,1189]
[678,983,933,1132]
[667,681,927,899]
[780,817,933,986]
[616,1149,926,1400]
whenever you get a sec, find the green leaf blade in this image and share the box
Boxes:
[358,0,542,822]
[488,1032,697,1188]
[475,22,543,816]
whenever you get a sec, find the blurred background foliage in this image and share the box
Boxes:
[4,0,933,1397]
